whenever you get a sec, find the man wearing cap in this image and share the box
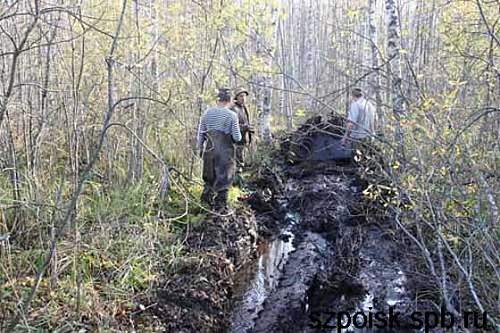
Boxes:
[230,87,253,168]
[197,88,242,211]
[341,88,377,153]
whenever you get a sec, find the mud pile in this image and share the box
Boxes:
[281,115,350,164]
[137,116,421,332]
[233,169,361,333]
[149,209,260,332]
[228,117,422,332]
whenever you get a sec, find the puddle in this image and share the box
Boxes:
[325,265,408,333]
[318,226,412,333]
[229,213,298,333]
[230,170,416,333]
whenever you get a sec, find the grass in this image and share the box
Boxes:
[0,174,200,331]
[0,143,262,331]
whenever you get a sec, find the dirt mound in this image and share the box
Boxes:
[185,210,258,266]
[146,208,257,332]
[280,115,348,164]
[138,162,289,332]
[285,173,358,233]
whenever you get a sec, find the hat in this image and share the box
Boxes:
[351,88,363,97]
[233,87,249,98]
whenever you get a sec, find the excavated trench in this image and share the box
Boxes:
[229,158,422,332]
[145,116,442,333]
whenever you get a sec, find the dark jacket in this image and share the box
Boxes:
[230,103,251,144]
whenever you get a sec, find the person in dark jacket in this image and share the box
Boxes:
[230,87,253,168]
[197,88,242,211]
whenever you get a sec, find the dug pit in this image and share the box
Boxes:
[229,116,425,332]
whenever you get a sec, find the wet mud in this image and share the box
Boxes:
[230,227,296,332]
[229,160,424,333]
[141,118,432,332]
[147,209,262,333]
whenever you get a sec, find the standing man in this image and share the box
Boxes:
[341,87,377,153]
[230,87,253,168]
[197,88,242,211]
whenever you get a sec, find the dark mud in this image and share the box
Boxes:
[135,163,291,332]
[142,209,263,333]
[229,224,296,332]
[252,231,331,333]
[229,160,426,333]
[137,124,429,332]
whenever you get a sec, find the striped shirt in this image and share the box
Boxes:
[197,106,242,148]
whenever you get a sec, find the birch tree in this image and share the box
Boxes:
[368,0,383,126]
[385,0,405,154]
[255,3,278,142]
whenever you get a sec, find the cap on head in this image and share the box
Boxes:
[352,88,363,98]
[217,87,231,102]
[233,87,249,99]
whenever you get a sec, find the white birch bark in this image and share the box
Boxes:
[369,0,383,127]
[386,0,405,151]
[256,4,278,143]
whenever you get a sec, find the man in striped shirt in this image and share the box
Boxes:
[197,88,242,211]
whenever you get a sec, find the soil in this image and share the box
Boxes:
[134,116,437,332]
[132,163,290,332]
[227,159,433,333]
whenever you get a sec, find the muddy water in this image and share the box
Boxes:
[312,224,413,333]
[230,213,299,333]
[230,170,415,332]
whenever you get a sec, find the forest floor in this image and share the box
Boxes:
[133,126,439,332]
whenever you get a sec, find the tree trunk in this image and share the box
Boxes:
[386,0,405,156]
[369,0,383,127]
[256,4,277,143]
